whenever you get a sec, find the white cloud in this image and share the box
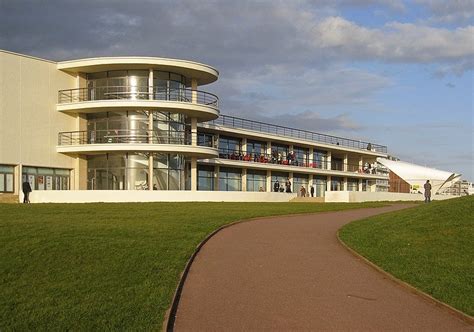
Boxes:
[416,0,474,24]
[312,17,474,64]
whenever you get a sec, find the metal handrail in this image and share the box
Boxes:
[58,130,218,148]
[210,114,387,153]
[58,86,219,108]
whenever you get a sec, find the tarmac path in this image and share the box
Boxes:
[173,205,472,331]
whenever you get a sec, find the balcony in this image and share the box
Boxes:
[57,86,219,121]
[212,149,387,177]
[207,115,387,153]
[56,130,218,158]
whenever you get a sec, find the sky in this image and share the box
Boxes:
[1,0,473,179]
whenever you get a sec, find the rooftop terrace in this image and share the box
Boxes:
[208,114,387,153]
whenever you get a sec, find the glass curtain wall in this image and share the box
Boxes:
[219,167,242,191]
[331,157,344,171]
[247,140,267,160]
[313,150,328,169]
[153,71,186,101]
[293,173,309,196]
[87,111,186,145]
[271,171,289,192]
[153,112,186,144]
[347,178,359,191]
[87,70,149,100]
[197,165,215,191]
[87,153,185,190]
[271,144,289,163]
[313,176,327,197]
[246,169,267,192]
[293,146,309,166]
[331,176,344,191]
[219,136,242,158]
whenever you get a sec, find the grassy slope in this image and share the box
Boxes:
[0,201,388,330]
[339,196,474,316]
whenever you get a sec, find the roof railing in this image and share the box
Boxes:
[209,114,387,153]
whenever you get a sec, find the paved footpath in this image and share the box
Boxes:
[173,205,473,331]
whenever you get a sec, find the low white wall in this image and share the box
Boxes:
[325,191,458,203]
[28,190,297,203]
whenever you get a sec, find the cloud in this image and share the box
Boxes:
[416,0,474,24]
[0,1,472,75]
[312,17,474,64]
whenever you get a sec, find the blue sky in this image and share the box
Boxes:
[1,0,473,178]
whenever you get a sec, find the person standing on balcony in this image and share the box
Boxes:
[424,180,432,203]
[22,180,32,204]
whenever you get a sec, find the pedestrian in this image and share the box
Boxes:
[310,185,315,197]
[273,179,280,192]
[424,180,432,203]
[22,180,32,204]
[300,185,306,197]
[285,178,292,193]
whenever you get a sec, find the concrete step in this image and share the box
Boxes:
[290,196,325,203]
[0,194,20,203]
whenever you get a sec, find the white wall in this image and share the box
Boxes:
[325,191,458,202]
[27,190,297,203]
[0,50,77,168]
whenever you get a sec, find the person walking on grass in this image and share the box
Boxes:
[22,180,32,204]
[424,180,432,203]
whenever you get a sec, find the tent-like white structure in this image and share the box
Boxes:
[376,158,461,194]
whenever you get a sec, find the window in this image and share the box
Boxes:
[313,150,328,169]
[293,173,309,196]
[247,140,267,156]
[246,169,266,192]
[271,171,289,192]
[293,146,309,167]
[331,176,344,191]
[347,178,359,191]
[313,176,327,197]
[219,167,242,191]
[219,136,241,158]
[331,158,343,171]
[198,165,215,191]
[87,153,185,190]
[22,166,70,191]
[198,133,214,147]
[0,165,14,193]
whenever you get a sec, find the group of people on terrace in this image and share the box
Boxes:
[219,150,316,168]
[273,179,292,193]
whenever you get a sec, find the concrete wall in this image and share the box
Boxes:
[27,190,297,203]
[325,191,458,202]
[0,50,77,168]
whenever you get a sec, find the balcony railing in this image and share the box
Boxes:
[58,86,219,108]
[58,130,217,148]
[216,149,386,175]
[209,115,387,153]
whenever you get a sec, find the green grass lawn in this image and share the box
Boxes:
[339,196,474,316]
[0,201,389,330]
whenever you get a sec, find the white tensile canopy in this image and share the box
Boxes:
[376,158,461,194]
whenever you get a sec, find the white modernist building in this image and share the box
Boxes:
[0,50,454,203]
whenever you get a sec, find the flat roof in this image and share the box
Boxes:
[57,56,219,86]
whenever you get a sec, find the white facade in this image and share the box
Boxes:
[1,50,401,203]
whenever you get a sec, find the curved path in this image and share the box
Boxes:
[173,205,472,331]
